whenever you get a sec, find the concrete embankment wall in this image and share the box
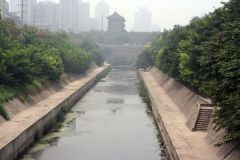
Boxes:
[149,68,210,119]
[0,65,110,160]
[0,66,99,124]
[140,67,240,160]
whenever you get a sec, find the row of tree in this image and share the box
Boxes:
[137,0,240,146]
[0,17,105,119]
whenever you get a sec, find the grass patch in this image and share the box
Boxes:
[0,85,16,120]
[0,104,10,120]
[0,79,44,120]
[137,80,151,107]
[137,79,168,158]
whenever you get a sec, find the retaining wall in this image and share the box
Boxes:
[0,65,110,160]
[140,67,240,160]
[148,68,211,130]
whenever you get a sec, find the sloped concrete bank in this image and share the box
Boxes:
[139,67,240,160]
[0,64,110,160]
[139,68,218,160]
[0,65,99,124]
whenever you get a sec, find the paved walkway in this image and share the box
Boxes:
[140,71,218,160]
[0,65,109,150]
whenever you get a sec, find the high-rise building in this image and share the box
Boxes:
[9,0,19,13]
[0,0,9,18]
[4,0,9,15]
[95,1,109,31]
[7,0,90,32]
[59,0,80,32]
[134,8,152,32]
[78,1,90,32]
[24,0,37,24]
[59,0,70,31]
[35,1,58,31]
[107,12,126,33]
[0,0,4,18]
[9,0,36,24]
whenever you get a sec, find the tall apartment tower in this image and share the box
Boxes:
[95,0,109,31]
[35,1,58,31]
[59,0,86,32]
[24,0,37,25]
[78,1,90,32]
[9,0,19,13]
[0,0,4,18]
[134,8,152,32]
[59,0,71,31]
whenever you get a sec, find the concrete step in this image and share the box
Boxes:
[196,122,210,125]
[198,117,211,120]
[198,115,211,118]
[199,112,212,114]
[194,107,214,131]
[195,128,208,131]
[199,113,212,115]
[196,122,209,125]
[195,124,209,127]
[199,111,213,113]
[195,126,209,129]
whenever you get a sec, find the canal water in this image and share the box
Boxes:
[21,69,163,160]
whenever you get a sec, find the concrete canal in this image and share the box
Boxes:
[20,68,163,160]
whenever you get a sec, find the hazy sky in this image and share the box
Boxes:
[37,0,228,30]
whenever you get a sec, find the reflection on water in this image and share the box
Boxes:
[20,68,162,160]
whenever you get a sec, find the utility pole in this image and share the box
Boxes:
[18,0,26,25]
[20,0,24,24]
[33,8,36,26]
[101,13,104,31]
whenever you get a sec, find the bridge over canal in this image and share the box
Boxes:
[99,44,145,66]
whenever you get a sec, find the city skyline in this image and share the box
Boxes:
[33,0,228,30]
[5,0,228,30]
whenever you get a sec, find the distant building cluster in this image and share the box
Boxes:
[1,0,110,32]
[0,0,160,33]
[133,8,160,32]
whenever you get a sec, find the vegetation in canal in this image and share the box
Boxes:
[137,79,167,158]
[0,16,105,120]
[96,65,112,82]
[136,0,240,147]
[138,80,151,108]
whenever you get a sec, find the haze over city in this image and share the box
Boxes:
[41,0,227,30]
[6,0,227,30]
[0,0,240,159]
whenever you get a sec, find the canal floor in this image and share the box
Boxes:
[21,69,162,160]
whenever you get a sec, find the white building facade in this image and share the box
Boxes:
[78,1,90,32]
[7,0,92,32]
[0,0,4,18]
[95,0,109,31]
[35,1,58,31]
[134,8,152,32]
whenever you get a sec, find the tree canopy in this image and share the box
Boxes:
[137,0,240,146]
[0,17,105,119]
